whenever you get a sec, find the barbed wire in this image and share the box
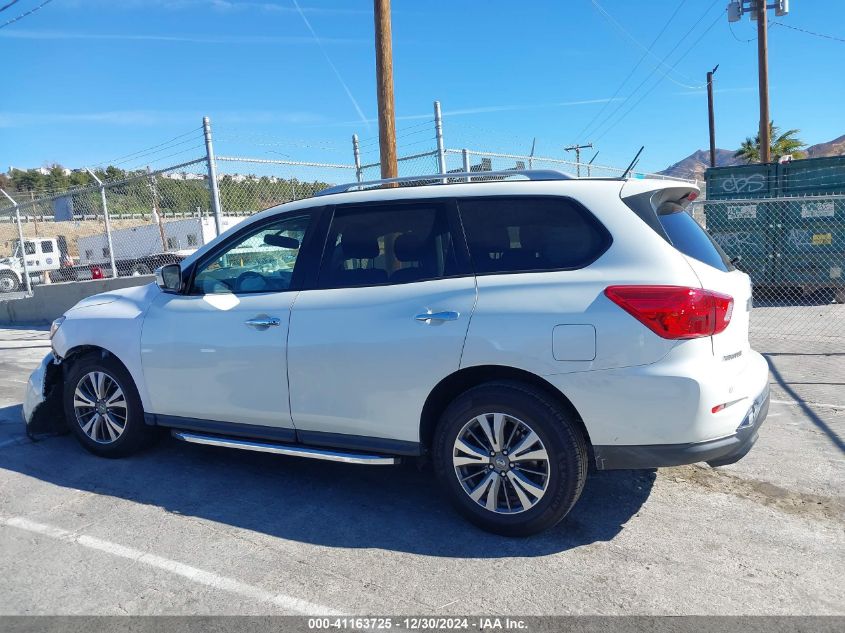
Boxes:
[92,127,203,169]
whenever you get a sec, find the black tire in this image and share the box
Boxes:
[433,381,588,536]
[0,272,20,293]
[63,352,156,458]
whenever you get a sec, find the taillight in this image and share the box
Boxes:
[604,285,733,340]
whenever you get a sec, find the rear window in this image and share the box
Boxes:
[659,210,734,272]
[458,196,610,274]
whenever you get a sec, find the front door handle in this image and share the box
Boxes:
[245,316,281,329]
[415,310,460,323]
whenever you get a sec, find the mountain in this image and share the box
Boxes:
[659,149,742,181]
[659,134,845,181]
[805,134,845,158]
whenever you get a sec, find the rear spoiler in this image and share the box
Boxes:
[619,179,700,210]
[619,179,700,239]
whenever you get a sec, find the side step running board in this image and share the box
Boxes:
[171,430,398,465]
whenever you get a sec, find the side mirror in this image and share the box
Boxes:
[155,263,183,293]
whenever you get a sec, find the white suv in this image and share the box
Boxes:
[24,171,770,536]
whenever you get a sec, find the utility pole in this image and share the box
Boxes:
[586,151,599,177]
[756,0,771,163]
[707,65,719,168]
[564,143,593,177]
[728,0,789,164]
[373,0,398,180]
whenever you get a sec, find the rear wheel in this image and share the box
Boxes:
[433,381,588,536]
[0,272,20,293]
[63,353,155,457]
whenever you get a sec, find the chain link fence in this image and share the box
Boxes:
[691,195,844,353]
[1,116,843,359]
[1,159,216,292]
[214,156,355,214]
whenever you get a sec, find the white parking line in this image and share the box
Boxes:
[771,398,845,411]
[0,516,342,616]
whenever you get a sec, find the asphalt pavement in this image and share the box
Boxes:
[0,325,842,615]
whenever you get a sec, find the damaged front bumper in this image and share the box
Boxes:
[22,352,65,435]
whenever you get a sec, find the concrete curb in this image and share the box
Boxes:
[0,276,155,325]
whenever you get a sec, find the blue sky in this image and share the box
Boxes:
[1,0,843,176]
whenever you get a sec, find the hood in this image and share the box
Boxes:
[66,282,162,316]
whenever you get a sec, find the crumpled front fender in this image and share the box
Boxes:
[22,352,67,437]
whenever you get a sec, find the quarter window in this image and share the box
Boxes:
[458,196,609,273]
[317,203,459,289]
[192,214,310,294]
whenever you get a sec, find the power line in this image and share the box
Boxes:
[582,0,722,143]
[593,7,725,143]
[728,19,756,43]
[0,1,22,14]
[0,0,52,29]
[588,0,701,89]
[574,0,689,143]
[771,21,845,44]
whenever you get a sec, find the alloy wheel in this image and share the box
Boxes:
[73,371,128,444]
[452,412,550,514]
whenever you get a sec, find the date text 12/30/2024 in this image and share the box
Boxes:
[307,617,528,630]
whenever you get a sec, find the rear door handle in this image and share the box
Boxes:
[415,310,460,323]
[245,316,281,329]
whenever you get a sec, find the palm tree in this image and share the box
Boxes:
[735,122,806,163]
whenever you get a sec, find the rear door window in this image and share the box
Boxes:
[457,196,610,274]
[658,209,734,272]
[316,202,461,288]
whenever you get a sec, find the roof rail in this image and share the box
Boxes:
[316,169,575,196]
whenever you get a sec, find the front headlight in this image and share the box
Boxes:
[50,316,65,340]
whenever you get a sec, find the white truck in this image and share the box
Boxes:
[76,216,247,277]
[0,237,63,292]
[0,216,248,292]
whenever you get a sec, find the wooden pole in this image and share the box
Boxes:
[756,0,771,163]
[707,66,718,168]
[374,0,398,180]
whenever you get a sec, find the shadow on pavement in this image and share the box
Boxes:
[764,355,845,454]
[0,404,654,557]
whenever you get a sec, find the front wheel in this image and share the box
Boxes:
[63,353,156,458]
[433,381,588,536]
